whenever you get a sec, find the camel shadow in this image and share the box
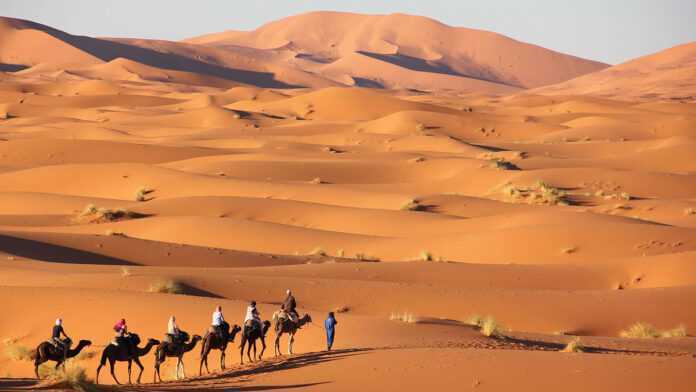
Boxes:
[138,348,371,391]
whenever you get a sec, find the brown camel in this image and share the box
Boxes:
[199,322,241,375]
[32,339,92,379]
[239,320,271,364]
[153,334,201,382]
[272,311,312,356]
[96,333,160,385]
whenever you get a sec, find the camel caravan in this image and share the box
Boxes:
[32,290,313,385]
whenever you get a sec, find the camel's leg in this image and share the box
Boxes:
[109,357,120,385]
[134,357,144,384]
[199,345,207,376]
[288,333,293,355]
[154,360,160,383]
[177,356,185,379]
[274,333,281,357]
[239,338,246,365]
[96,363,102,384]
[221,348,226,370]
[253,340,258,360]
[127,359,133,384]
[260,337,267,360]
[246,340,253,363]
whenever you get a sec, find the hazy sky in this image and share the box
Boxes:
[2,0,695,64]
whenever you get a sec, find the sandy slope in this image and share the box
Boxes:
[534,42,696,101]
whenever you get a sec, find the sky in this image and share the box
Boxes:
[2,0,695,64]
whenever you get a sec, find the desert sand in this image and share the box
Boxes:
[1,11,696,392]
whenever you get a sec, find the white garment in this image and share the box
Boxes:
[212,311,224,326]
[244,306,261,323]
[167,318,179,335]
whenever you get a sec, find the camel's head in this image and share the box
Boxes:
[192,334,203,342]
[147,338,160,345]
[262,320,272,335]
[77,340,92,348]
[302,314,312,324]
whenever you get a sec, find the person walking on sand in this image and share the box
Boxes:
[324,312,338,351]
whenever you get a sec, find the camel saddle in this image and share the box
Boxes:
[277,310,298,323]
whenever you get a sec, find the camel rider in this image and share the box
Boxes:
[51,318,70,359]
[112,318,135,357]
[244,301,263,332]
[211,305,225,337]
[166,316,181,344]
[281,289,298,323]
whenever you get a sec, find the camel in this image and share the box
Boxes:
[272,311,312,357]
[199,323,241,375]
[95,333,160,385]
[153,334,201,383]
[32,338,92,379]
[239,320,271,364]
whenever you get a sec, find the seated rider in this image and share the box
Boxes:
[244,301,262,332]
[113,318,135,357]
[211,305,225,337]
[167,315,182,344]
[281,289,298,322]
[51,318,70,359]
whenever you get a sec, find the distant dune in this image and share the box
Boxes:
[534,42,696,101]
[1,12,608,92]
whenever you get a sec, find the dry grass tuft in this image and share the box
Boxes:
[135,187,153,202]
[419,250,433,261]
[354,253,380,262]
[39,361,99,392]
[561,246,578,254]
[120,267,131,278]
[618,322,686,339]
[400,199,421,211]
[661,325,687,338]
[466,315,503,337]
[562,337,585,353]
[390,312,418,323]
[684,208,696,216]
[3,342,33,362]
[79,205,142,223]
[309,177,324,184]
[309,247,327,256]
[148,279,184,294]
[498,180,569,206]
[335,306,350,313]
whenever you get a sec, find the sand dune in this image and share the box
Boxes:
[0,10,695,392]
[535,42,696,101]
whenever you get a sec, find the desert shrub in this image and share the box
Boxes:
[480,316,502,337]
[499,181,568,206]
[3,342,33,361]
[39,361,99,392]
[561,246,578,254]
[620,322,660,338]
[684,208,696,216]
[562,337,585,353]
[390,312,417,323]
[336,249,345,257]
[465,314,484,327]
[354,253,380,262]
[148,279,184,294]
[400,199,421,211]
[309,247,327,256]
[335,306,350,313]
[419,250,433,261]
[661,325,687,338]
[415,123,426,132]
[79,205,142,223]
[135,187,153,202]
[120,267,131,278]
[310,177,323,184]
